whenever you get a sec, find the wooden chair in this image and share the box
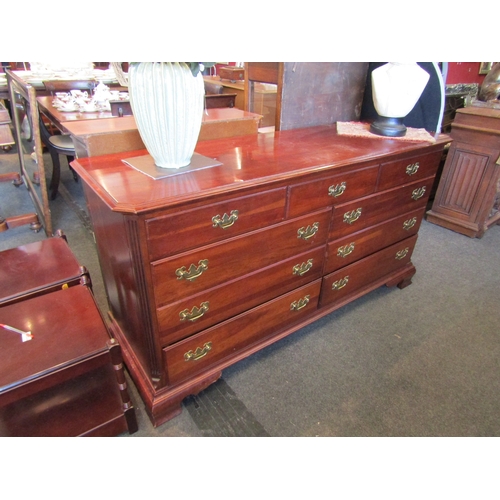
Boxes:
[40,80,96,199]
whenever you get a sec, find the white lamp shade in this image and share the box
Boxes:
[372,62,430,118]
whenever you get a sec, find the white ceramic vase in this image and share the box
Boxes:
[128,62,205,169]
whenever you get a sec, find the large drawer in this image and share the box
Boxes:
[287,164,379,217]
[151,209,331,306]
[329,177,434,240]
[324,208,423,274]
[157,246,325,346]
[377,150,442,192]
[320,234,418,307]
[163,280,322,386]
[146,187,287,261]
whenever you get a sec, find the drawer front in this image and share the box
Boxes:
[157,246,326,346]
[377,150,442,191]
[163,280,322,386]
[152,209,331,306]
[324,208,423,274]
[320,234,418,307]
[146,187,287,261]
[287,165,379,217]
[330,177,433,240]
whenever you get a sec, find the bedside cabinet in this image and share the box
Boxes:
[71,125,450,427]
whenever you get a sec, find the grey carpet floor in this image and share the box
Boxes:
[1,140,499,437]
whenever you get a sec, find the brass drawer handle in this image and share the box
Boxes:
[290,295,310,311]
[212,210,239,229]
[179,301,209,322]
[328,181,346,198]
[343,208,362,224]
[403,217,417,231]
[332,276,349,290]
[293,259,313,276]
[337,242,355,258]
[395,248,409,260]
[184,342,212,362]
[411,186,426,201]
[297,222,319,240]
[406,162,420,176]
[176,259,209,281]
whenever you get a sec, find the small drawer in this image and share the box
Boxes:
[320,235,418,307]
[146,187,287,261]
[330,177,434,240]
[152,209,331,306]
[157,246,326,346]
[377,150,443,191]
[163,280,322,386]
[288,165,379,218]
[324,208,424,274]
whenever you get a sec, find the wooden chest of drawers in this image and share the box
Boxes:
[71,125,450,427]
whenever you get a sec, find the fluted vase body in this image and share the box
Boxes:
[129,62,204,169]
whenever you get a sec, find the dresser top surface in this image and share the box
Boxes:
[71,125,450,214]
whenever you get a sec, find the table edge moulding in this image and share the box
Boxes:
[71,124,451,427]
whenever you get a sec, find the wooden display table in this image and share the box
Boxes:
[71,125,450,427]
[427,105,500,237]
[64,108,262,158]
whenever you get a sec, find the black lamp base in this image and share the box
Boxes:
[370,116,407,137]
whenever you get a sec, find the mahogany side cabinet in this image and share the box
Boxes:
[427,106,500,238]
[71,125,450,427]
[0,237,138,436]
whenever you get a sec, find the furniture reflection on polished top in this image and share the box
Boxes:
[0,236,137,436]
[427,105,500,238]
[37,96,115,133]
[204,75,277,127]
[71,125,450,427]
[63,108,263,158]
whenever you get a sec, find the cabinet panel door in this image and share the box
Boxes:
[432,141,499,223]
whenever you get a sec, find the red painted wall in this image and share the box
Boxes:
[445,62,487,84]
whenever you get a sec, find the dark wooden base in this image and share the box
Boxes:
[426,209,500,239]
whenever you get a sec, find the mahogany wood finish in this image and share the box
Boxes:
[427,106,500,237]
[71,125,450,427]
[0,284,138,436]
[0,234,88,306]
